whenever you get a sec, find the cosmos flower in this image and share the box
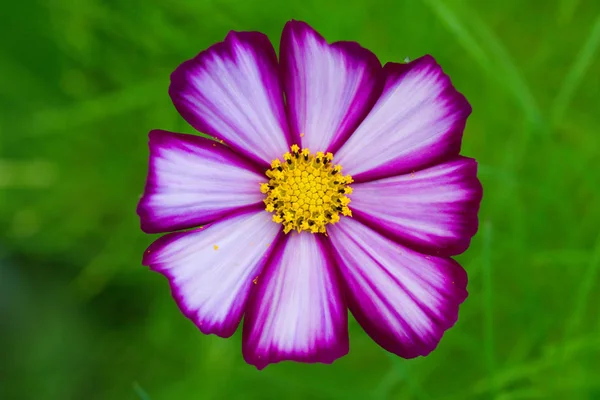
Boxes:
[137,20,482,370]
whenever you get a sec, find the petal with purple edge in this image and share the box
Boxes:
[280,20,382,152]
[143,210,280,338]
[335,55,472,182]
[170,31,291,167]
[243,232,348,369]
[137,130,266,234]
[328,218,468,358]
[350,157,482,256]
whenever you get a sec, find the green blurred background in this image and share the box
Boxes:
[1,0,599,398]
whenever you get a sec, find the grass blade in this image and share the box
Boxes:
[551,14,600,126]
[422,0,493,72]
[564,233,600,338]
[481,221,497,397]
[423,0,543,129]
[133,382,151,400]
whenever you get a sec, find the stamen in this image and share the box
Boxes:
[261,146,353,234]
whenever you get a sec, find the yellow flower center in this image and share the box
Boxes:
[261,145,353,234]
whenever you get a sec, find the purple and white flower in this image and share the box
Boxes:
[138,20,482,369]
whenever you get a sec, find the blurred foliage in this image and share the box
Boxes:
[1,0,600,399]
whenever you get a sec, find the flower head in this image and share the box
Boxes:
[138,20,482,369]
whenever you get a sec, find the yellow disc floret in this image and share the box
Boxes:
[261,145,353,234]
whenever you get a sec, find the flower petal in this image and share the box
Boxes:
[350,157,482,256]
[243,232,348,369]
[143,210,280,338]
[137,130,266,234]
[280,20,382,152]
[170,31,290,167]
[335,55,472,182]
[328,218,468,358]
